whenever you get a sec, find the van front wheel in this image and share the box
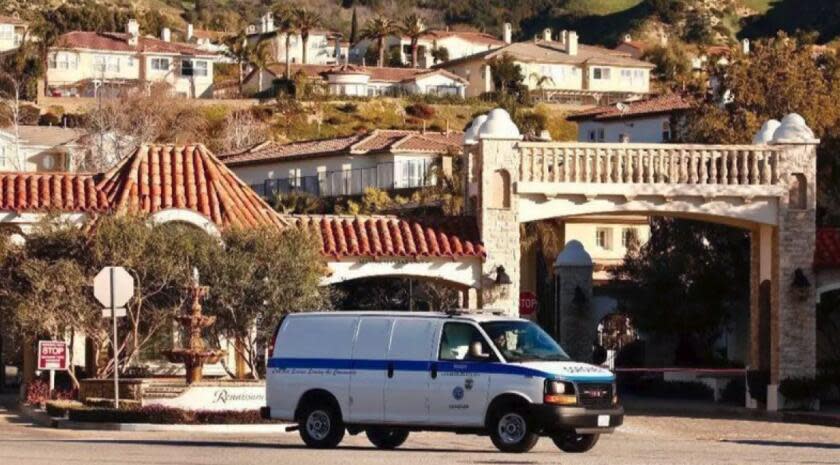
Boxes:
[489,409,539,453]
[552,433,599,453]
[366,427,409,449]
[299,404,345,448]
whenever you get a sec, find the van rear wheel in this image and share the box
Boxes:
[489,408,539,453]
[298,403,345,448]
[366,427,409,449]
[552,433,599,453]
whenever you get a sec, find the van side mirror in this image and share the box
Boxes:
[469,341,490,360]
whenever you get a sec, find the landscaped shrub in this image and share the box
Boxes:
[779,377,824,401]
[24,380,50,406]
[45,400,83,418]
[405,102,435,119]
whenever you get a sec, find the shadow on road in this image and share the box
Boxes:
[0,438,498,454]
[720,439,840,450]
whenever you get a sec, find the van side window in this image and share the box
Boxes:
[438,323,493,362]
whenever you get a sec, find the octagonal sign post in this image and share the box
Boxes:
[93,266,134,408]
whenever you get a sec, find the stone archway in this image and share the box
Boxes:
[464,109,819,410]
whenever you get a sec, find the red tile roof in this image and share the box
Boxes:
[0,173,107,212]
[54,31,217,56]
[567,94,692,122]
[220,130,463,166]
[291,215,484,259]
[815,228,840,269]
[97,144,287,229]
[0,15,26,26]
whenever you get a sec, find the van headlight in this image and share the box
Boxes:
[544,380,577,405]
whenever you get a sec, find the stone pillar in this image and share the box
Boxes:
[553,241,594,362]
[473,109,523,315]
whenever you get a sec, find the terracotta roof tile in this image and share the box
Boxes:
[221,130,462,166]
[0,173,106,212]
[264,63,468,84]
[291,215,484,260]
[568,94,692,122]
[54,31,216,57]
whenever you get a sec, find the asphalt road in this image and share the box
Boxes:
[1,405,839,465]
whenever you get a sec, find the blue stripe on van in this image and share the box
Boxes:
[266,358,614,382]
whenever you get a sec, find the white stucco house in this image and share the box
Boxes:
[243,63,468,98]
[220,129,462,198]
[46,20,219,98]
[437,27,655,104]
[567,94,691,143]
[246,13,347,66]
[0,15,26,54]
[0,125,86,172]
[350,28,505,68]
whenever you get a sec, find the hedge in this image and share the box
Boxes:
[67,405,273,424]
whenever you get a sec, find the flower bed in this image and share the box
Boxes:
[66,405,276,424]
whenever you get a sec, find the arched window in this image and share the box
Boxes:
[488,169,511,209]
[789,173,807,210]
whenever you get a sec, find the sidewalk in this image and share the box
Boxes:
[623,395,840,427]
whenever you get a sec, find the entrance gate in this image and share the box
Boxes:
[465,110,819,408]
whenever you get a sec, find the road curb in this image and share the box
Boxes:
[626,403,840,428]
[7,400,295,433]
[53,419,295,433]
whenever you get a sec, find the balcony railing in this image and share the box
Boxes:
[252,160,436,198]
[518,142,783,186]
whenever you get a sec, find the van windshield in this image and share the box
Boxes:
[480,321,571,363]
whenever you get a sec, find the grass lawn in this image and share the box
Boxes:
[739,0,779,14]
[564,0,645,16]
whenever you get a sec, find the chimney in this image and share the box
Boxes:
[161,27,171,42]
[624,34,632,43]
[262,13,274,33]
[559,29,568,47]
[186,23,194,41]
[543,28,552,42]
[567,30,578,56]
[503,22,512,44]
[742,38,750,55]
[126,19,139,46]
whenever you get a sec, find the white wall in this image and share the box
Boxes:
[584,65,650,93]
[577,115,671,144]
[0,133,78,172]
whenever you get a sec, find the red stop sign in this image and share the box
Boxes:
[519,291,538,316]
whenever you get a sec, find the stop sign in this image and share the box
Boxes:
[519,291,538,316]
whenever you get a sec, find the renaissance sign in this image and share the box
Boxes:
[144,384,266,412]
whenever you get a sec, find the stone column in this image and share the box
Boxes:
[763,114,819,410]
[473,109,523,315]
[554,241,594,362]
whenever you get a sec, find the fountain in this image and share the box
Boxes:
[164,268,226,384]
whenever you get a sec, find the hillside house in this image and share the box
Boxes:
[220,129,462,198]
[350,28,505,68]
[437,27,654,104]
[567,94,692,143]
[246,13,348,66]
[243,63,467,98]
[46,20,219,99]
[0,125,86,173]
[0,15,26,54]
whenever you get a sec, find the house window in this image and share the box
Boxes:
[620,69,632,82]
[596,228,612,250]
[662,120,671,141]
[94,55,120,72]
[151,57,170,71]
[597,128,605,142]
[633,69,644,80]
[622,228,639,248]
[48,52,78,70]
[592,67,611,80]
[181,59,208,77]
[588,130,597,142]
[0,24,13,41]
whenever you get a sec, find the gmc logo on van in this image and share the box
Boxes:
[582,387,609,398]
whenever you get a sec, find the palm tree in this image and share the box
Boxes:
[528,72,555,98]
[294,8,322,65]
[274,9,299,80]
[361,16,397,67]
[224,33,273,95]
[401,14,426,68]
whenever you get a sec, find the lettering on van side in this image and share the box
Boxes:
[275,368,357,376]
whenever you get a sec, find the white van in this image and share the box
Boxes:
[263,311,623,453]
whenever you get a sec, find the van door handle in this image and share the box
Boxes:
[387,362,394,378]
[430,363,438,379]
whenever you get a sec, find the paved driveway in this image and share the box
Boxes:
[1,405,838,465]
